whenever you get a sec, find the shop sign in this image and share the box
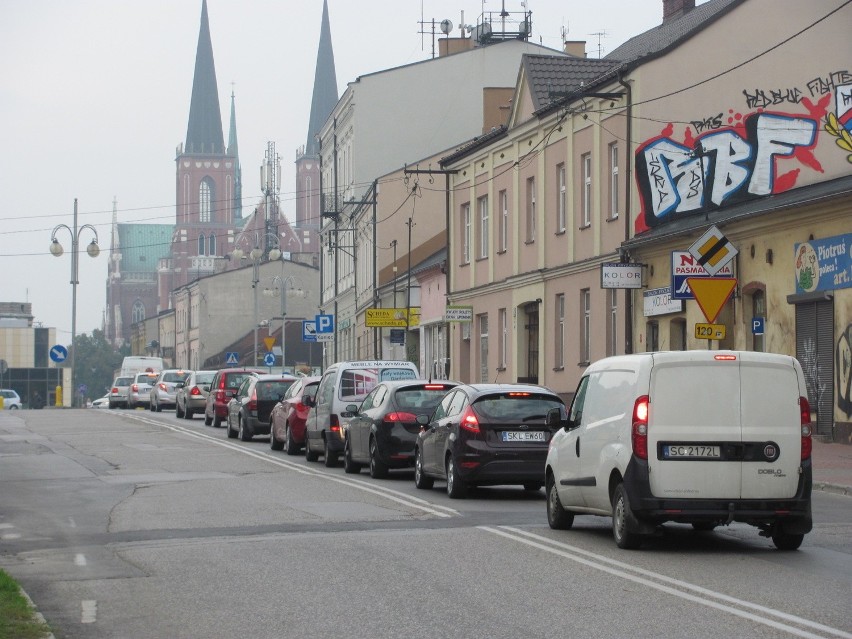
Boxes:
[794,232,852,294]
[643,287,683,317]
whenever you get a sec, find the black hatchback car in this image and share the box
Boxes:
[226,374,296,441]
[414,383,565,498]
[342,380,460,478]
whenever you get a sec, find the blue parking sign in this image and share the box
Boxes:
[752,317,765,335]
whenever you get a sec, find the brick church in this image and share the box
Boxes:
[104,0,337,347]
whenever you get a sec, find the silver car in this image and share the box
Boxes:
[149,369,191,412]
[109,376,133,409]
[175,370,216,419]
[128,371,159,409]
[1,389,22,409]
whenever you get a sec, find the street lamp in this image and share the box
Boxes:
[231,231,281,366]
[50,198,100,407]
[264,275,304,374]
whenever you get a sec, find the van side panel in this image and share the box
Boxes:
[648,360,742,499]
[739,358,802,499]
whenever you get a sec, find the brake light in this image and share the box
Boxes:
[384,412,417,424]
[329,414,341,433]
[459,407,480,433]
[714,354,737,361]
[507,392,530,397]
[247,390,257,411]
[158,383,168,391]
[190,386,202,396]
[632,395,650,460]
[131,384,139,392]
[111,387,118,394]
[215,390,226,402]
[800,396,812,461]
[423,384,446,390]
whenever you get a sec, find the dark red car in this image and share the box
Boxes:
[269,376,321,455]
[203,368,265,428]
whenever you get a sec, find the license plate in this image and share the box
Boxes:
[663,444,721,459]
[501,431,545,442]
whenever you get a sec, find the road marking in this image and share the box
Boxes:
[126,414,459,519]
[74,553,87,566]
[81,600,97,624]
[0,523,14,529]
[67,517,77,528]
[1,533,21,540]
[481,526,852,639]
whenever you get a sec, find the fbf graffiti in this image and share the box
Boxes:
[838,324,852,417]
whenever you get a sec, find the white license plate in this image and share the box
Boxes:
[663,444,721,459]
[501,431,545,442]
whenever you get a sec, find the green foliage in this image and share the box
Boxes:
[71,329,128,401]
[0,569,52,639]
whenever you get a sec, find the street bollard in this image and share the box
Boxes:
[56,385,63,407]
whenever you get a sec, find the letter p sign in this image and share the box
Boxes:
[752,317,765,335]
[316,314,334,334]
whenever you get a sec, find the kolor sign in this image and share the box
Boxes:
[601,263,643,289]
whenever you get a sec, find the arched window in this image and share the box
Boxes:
[131,300,145,324]
[199,178,214,222]
[208,233,216,256]
[198,234,206,256]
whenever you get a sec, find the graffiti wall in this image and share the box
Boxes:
[839,324,852,418]
[635,71,852,233]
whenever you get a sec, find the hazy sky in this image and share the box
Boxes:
[0,0,668,341]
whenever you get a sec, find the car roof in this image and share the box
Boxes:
[379,380,461,390]
[253,374,297,381]
[461,383,562,397]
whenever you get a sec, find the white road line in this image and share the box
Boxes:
[1,533,21,540]
[74,553,87,566]
[126,414,459,519]
[81,600,97,624]
[481,526,852,639]
[67,517,77,528]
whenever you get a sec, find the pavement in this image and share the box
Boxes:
[812,438,852,496]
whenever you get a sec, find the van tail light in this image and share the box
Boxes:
[190,386,202,396]
[384,412,417,425]
[459,407,480,433]
[799,396,812,461]
[131,384,138,392]
[248,390,257,412]
[329,414,341,434]
[632,395,650,461]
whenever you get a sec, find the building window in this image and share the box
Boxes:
[609,143,619,220]
[555,294,565,369]
[752,289,766,352]
[580,289,591,363]
[208,233,216,256]
[478,313,489,383]
[478,195,489,259]
[607,289,618,356]
[671,318,687,351]
[581,153,592,227]
[557,163,566,233]
[132,300,145,324]
[647,321,660,352]
[461,203,471,264]
[499,189,508,252]
[498,308,507,369]
[199,178,213,222]
[198,234,205,256]
[525,177,536,243]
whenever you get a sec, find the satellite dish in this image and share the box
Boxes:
[440,19,453,35]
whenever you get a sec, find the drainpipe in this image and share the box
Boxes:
[618,70,634,355]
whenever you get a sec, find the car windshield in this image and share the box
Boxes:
[116,378,132,386]
[196,372,215,384]
[256,380,294,400]
[473,394,563,423]
[394,387,453,412]
[163,372,190,383]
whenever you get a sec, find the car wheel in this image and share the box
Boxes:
[238,417,252,442]
[204,411,213,426]
[285,425,300,456]
[226,417,237,439]
[323,438,338,467]
[414,447,433,490]
[270,426,284,451]
[343,437,361,474]
[175,402,184,418]
[523,482,542,492]
[772,531,804,551]
[305,436,319,462]
[184,407,194,420]
[155,401,162,413]
[369,438,389,479]
[691,522,717,532]
[612,483,642,550]
[445,454,467,499]
[546,476,574,530]
[212,413,222,428]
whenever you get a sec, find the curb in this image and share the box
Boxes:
[19,586,55,639]
[813,481,852,497]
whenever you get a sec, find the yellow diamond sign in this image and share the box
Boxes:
[686,277,737,323]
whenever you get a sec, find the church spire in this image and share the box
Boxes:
[227,90,243,220]
[305,0,338,157]
[185,0,225,154]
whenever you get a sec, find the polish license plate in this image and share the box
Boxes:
[501,431,546,442]
[663,444,721,459]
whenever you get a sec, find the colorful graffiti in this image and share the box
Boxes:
[838,324,852,418]
[631,76,852,232]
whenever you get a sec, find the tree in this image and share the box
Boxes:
[71,330,128,403]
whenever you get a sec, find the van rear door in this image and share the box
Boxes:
[647,352,743,500]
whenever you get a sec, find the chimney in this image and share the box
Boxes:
[663,0,696,22]
[563,40,587,58]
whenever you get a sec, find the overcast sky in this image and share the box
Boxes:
[0,0,668,340]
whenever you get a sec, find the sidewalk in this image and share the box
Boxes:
[812,438,852,496]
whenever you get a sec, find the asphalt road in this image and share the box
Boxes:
[1,408,851,639]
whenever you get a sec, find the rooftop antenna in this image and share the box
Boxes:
[591,30,608,58]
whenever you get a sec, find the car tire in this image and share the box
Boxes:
[414,447,433,490]
[175,403,184,418]
[323,438,338,467]
[612,483,642,550]
[305,437,319,462]
[270,427,284,451]
[343,438,361,474]
[226,418,237,439]
[772,531,804,551]
[155,402,162,413]
[523,482,542,492]
[369,438,389,479]
[212,414,222,428]
[446,454,468,499]
[691,522,717,532]
[238,417,252,442]
[184,407,194,420]
[204,412,213,426]
[546,476,574,530]
[285,425,300,456]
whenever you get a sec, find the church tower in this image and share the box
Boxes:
[294,0,338,263]
[163,0,239,309]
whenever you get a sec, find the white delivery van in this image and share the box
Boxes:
[545,350,813,550]
[304,360,419,466]
[120,355,164,377]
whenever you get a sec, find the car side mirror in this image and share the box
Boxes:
[345,403,359,415]
[175,382,185,389]
[546,407,570,430]
[416,414,430,427]
[303,396,315,408]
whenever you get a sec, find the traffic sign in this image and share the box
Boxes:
[752,317,765,335]
[263,336,276,351]
[50,344,69,363]
[316,314,334,333]
[264,352,276,367]
[687,277,737,323]
[688,225,738,276]
[303,320,317,342]
[695,323,727,340]
[225,352,239,365]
